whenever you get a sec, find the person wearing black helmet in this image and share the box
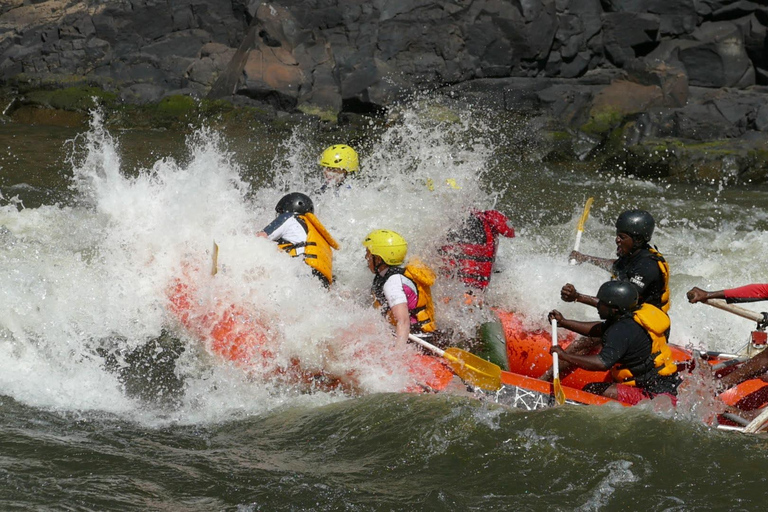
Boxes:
[258,192,340,288]
[548,281,680,403]
[563,209,670,313]
[541,210,671,383]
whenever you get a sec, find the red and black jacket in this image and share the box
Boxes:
[439,210,514,290]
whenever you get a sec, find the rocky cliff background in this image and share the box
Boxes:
[2,0,767,182]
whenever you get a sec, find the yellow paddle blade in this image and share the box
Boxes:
[553,377,566,406]
[577,197,594,232]
[443,348,502,391]
[211,241,219,276]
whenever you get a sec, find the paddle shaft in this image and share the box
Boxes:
[745,407,768,433]
[551,319,566,405]
[570,197,594,265]
[211,241,219,276]
[704,299,765,324]
[551,318,559,381]
[408,334,445,356]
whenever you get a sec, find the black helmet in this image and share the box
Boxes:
[596,281,638,312]
[275,192,313,215]
[615,210,654,243]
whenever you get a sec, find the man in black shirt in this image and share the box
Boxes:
[549,281,680,403]
[541,210,671,382]
[562,209,669,312]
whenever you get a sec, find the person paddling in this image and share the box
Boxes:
[258,192,340,288]
[318,144,359,191]
[564,209,670,312]
[687,284,768,390]
[362,229,445,348]
[549,281,680,403]
[542,210,671,381]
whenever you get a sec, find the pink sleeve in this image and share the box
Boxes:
[481,210,515,238]
[724,284,768,300]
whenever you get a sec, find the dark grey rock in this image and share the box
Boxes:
[119,83,166,104]
[602,12,660,66]
[756,104,768,131]
[1,0,768,185]
[679,21,755,88]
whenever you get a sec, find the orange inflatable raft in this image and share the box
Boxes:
[166,263,454,393]
[495,309,768,417]
[165,260,768,420]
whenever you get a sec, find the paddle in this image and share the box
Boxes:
[745,407,768,433]
[551,319,566,405]
[408,334,502,391]
[703,299,768,328]
[211,240,219,276]
[570,197,594,265]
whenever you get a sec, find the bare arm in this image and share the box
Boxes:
[560,283,600,308]
[548,310,603,337]
[569,251,616,272]
[390,303,411,347]
[687,287,724,303]
[550,346,609,372]
[718,350,768,391]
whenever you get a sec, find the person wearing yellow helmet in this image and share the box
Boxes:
[319,144,359,190]
[362,229,440,347]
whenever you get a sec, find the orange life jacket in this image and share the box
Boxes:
[278,212,340,284]
[611,303,677,385]
[371,258,437,333]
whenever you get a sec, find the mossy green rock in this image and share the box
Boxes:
[580,106,624,137]
[622,138,768,183]
[156,95,198,118]
[25,86,117,111]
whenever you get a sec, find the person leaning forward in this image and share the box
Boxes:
[549,281,681,404]
[362,229,448,348]
[438,208,515,293]
[257,192,340,288]
[688,284,768,391]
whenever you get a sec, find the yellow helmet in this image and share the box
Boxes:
[319,144,359,173]
[362,229,407,266]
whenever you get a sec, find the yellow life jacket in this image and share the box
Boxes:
[372,258,437,333]
[611,303,677,385]
[278,212,340,285]
[648,246,670,313]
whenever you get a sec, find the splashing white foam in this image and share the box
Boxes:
[2,100,768,426]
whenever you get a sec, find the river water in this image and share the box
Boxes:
[2,100,768,510]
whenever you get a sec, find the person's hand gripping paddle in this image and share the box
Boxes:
[551,318,566,405]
